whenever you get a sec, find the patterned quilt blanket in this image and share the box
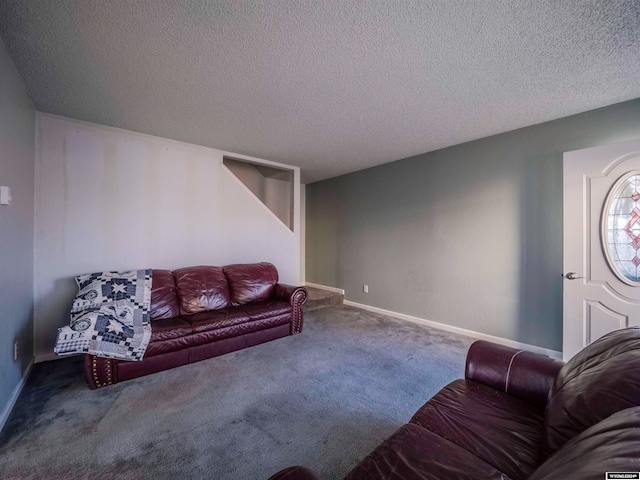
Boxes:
[54,270,152,361]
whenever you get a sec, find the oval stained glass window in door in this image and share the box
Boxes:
[603,172,640,284]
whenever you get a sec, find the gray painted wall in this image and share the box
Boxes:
[306,99,640,352]
[0,38,35,419]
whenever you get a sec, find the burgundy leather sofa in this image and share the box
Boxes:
[85,262,307,389]
[270,327,640,479]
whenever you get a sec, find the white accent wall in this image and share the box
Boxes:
[34,114,301,360]
[223,158,293,230]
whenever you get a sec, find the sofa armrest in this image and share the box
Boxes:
[273,284,308,305]
[268,466,322,480]
[273,284,308,334]
[84,354,117,389]
[465,340,564,409]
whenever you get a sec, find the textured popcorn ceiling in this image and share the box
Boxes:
[1,1,639,183]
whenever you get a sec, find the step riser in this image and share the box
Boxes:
[303,295,344,312]
[303,286,344,312]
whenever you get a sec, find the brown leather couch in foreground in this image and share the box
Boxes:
[85,262,307,389]
[270,327,640,479]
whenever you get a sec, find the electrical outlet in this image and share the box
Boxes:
[14,341,18,360]
[363,285,369,293]
[0,186,11,205]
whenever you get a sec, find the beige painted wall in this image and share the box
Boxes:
[34,114,301,360]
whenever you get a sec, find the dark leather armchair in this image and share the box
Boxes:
[270,327,640,479]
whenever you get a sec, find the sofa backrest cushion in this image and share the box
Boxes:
[530,406,640,480]
[542,327,640,460]
[223,263,278,306]
[173,266,232,315]
[149,269,180,320]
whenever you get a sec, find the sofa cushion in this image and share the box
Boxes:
[542,327,640,460]
[173,266,232,315]
[531,407,640,480]
[184,308,251,333]
[223,262,278,305]
[144,336,196,358]
[149,269,180,320]
[410,379,544,480]
[343,423,510,480]
[149,317,193,342]
[238,300,292,320]
[186,314,291,347]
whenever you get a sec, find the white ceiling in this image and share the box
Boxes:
[1,1,639,183]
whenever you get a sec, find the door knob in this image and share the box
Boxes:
[565,272,584,280]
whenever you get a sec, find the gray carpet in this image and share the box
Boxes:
[0,305,475,480]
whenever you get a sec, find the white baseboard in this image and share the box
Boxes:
[0,360,34,433]
[305,282,345,295]
[35,352,60,363]
[343,300,563,360]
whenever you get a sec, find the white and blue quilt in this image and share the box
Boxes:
[54,269,152,361]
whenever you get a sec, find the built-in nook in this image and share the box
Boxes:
[223,156,294,231]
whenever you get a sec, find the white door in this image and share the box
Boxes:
[563,139,640,361]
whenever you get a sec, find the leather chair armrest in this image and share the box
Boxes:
[268,466,322,480]
[465,340,564,409]
[273,284,308,307]
[273,284,308,334]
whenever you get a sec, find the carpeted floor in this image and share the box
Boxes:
[0,305,475,480]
